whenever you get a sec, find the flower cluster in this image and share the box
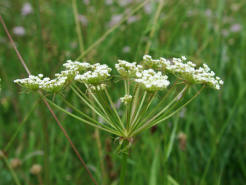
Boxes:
[14,55,223,93]
[14,74,67,93]
[142,55,167,70]
[143,55,224,90]
[14,74,45,90]
[14,60,112,93]
[135,69,170,91]
[59,60,91,81]
[115,60,143,78]
[13,55,224,144]
[120,94,132,105]
[75,63,111,85]
[63,60,90,72]
[39,76,67,93]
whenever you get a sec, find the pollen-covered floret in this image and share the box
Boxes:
[115,60,143,78]
[135,69,170,91]
[75,63,112,85]
[120,94,132,105]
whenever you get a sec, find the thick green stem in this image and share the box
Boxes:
[120,152,128,185]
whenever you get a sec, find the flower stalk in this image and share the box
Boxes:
[119,151,128,185]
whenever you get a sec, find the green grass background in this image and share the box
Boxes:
[0,0,246,184]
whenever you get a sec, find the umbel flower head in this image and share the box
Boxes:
[135,69,170,91]
[143,55,223,90]
[14,55,223,149]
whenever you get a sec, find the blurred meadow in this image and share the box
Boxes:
[0,0,246,184]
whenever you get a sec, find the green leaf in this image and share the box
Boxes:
[167,175,180,185]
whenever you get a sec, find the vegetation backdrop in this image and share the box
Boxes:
[0,0,245,184]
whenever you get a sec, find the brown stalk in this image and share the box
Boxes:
[0,15,98,185]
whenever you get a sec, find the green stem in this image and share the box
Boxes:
[1,154,22,185]
[124,79,128,95]
[144,85,188,126]
[90,94,107,185]
[129,92,156,135]
[119,152,128,185]
[104,88,125,131]
[71,86,120,132]
[144,0,165,54]
[130,91,147,127]
[136,82,177,127]
[72,0,84,54]
[45,97,121,135]
[130,87,140,122]
[131,85,205,136]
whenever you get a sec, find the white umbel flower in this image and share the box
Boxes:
[192,64,224,90]
[39,76,67,93]
[115,60,143,78]
[13,60,92,93]
[144,55,224,90]
[14,75,44,90]
[14,74,67,93]
[120,94,132,105]
[75,63,112,85]
[63,60,90,72]
[164,57,224,90]
[135,69,170,91]
[143,55,169,70]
